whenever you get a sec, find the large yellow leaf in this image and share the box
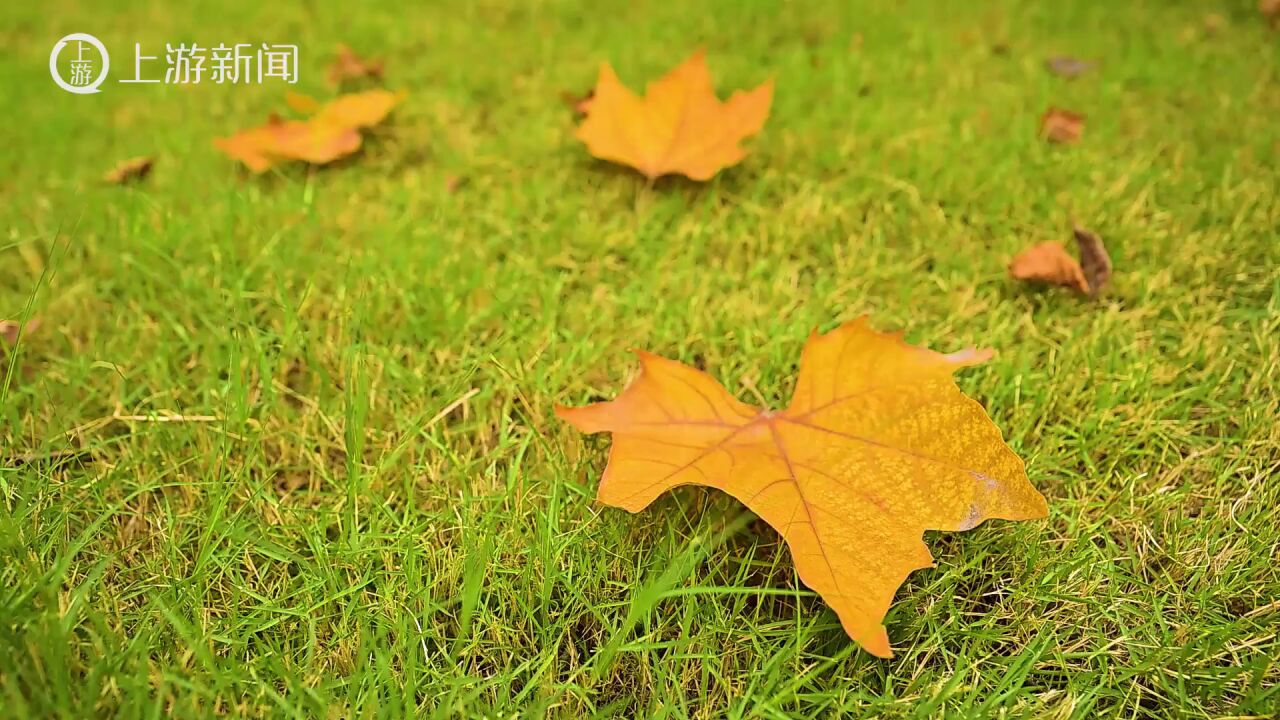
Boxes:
[575,50,773,181]
[557,317,1048,657]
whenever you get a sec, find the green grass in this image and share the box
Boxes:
[3,0,1279,717]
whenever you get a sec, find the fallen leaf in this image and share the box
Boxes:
[1044,56,1094,78]
[557,318,1047,657]
[560,88,594,116]
[1,318,39,346]
[215,114,361,173]
[328,44,385,86]
[1262,0,1280,27]
[215,90,404,173]
[575,50,774,180]
[1008,241,1089,294]
[313,89,406,128]
[1073,225,1112,296]
[1202,13,1227,35]
[103,156,154,184]
[1039,107,1084,144]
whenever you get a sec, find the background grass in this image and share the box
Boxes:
[2,0,1279,717]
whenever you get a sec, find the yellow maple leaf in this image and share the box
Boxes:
[575,50,774,181]
[557,317,1048,657]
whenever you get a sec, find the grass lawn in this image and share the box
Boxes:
[3,0,1279,717]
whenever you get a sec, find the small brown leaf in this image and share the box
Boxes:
[103,156,153,184]
[1262,0,1280,27]
[560,89,594,116]
[1040,107,1084,144]
[1073,226,1112,297]
[1,318,39,346]
[328,44,384,86]
[1044,56,1094,78]
[1009,241,1089,294]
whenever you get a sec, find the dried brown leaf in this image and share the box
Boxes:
[328,44,385,86]
[1009,241,1089,294]
[560,89,594,116]
[1,318,39,346]
[1074,226,1113,296]
[1262,0,1280,26]
[1040,107,1084,144]
[103,156,154,184]
[1044,56,1094,78]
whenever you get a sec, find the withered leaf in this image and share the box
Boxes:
[1,318,39,346]
[103,156,154,184]
[1040,107,1084,144]
[560,88,594,117]
[1044,56,1094,78]
[444,175,468,193]
[1262,0,1280,27]
[215,89,405,173]
[1073,226,1112,297]
[1009,241,1089,294]
[328,44,385,86]
[558,318,1047,657]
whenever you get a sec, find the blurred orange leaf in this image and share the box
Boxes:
[557,318,1047,657]
[560,88,594,117]
[1262,0,1280,27]
[313,89,406,128]
[328,44,385,86]
[215,89,405,173]
[575,50,774,180]
[1,318,39,346]
[1040,107,1084,143]
[103,156,154,184]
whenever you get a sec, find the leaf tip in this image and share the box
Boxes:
[859,627,894,658]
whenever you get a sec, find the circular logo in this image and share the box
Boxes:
[50,33,110,94]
